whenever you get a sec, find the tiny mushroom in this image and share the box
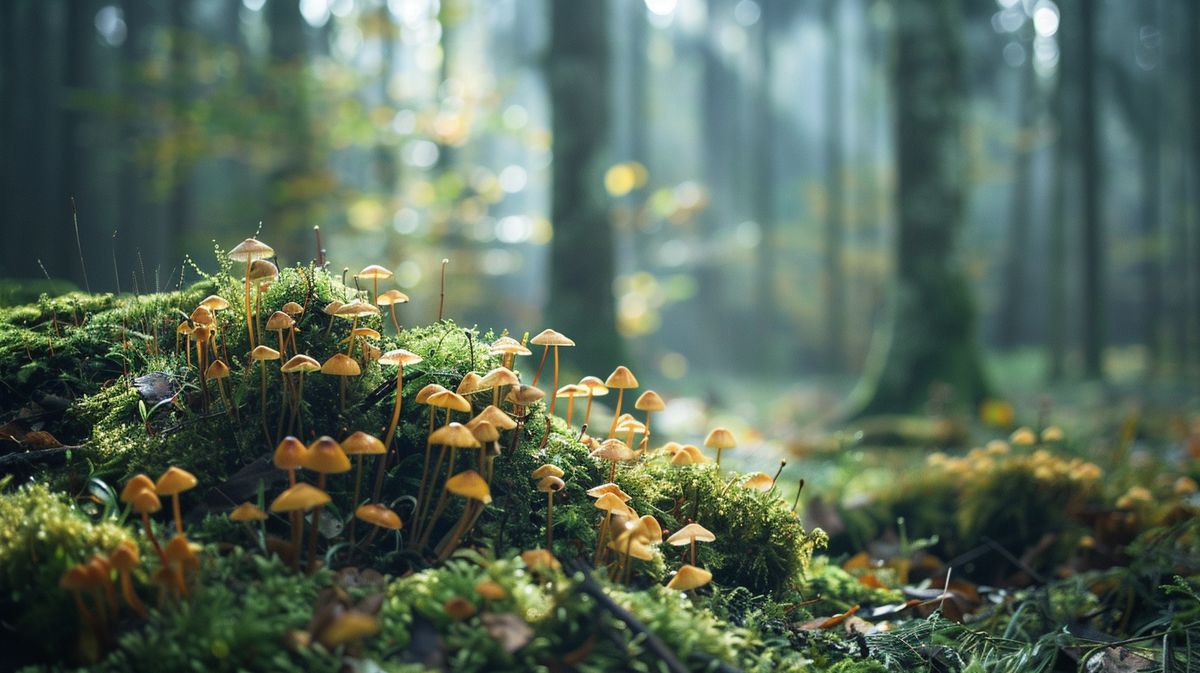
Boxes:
[528,329,575,414]
[604,366,639,438]
[270,482,331,570]
[555,384,588,428]
[376,289,410,334]
[634,390,666,440]
[535,474,567,548]
[155,466,198,535]
[304,436,351,572]
[480,366,520,407]
[666,564,713,592]
[280,354,320,436]
[666,522,716,565]
[436,470,493,560]
[228,237,275,349]
[704,427,737,466]
[357,264,393,304]
[109,540,146,618]
[578,376,609,429]
[741,472,774,492]
[321,353,361,412]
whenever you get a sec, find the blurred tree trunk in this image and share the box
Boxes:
[375,4,398,193]
[847,0,988,417]
[699,0,731,365]
[168,0,191,279]
[545,0,620,372]
[1079,0,1105,379]
[120,0,164,291]
[823,0,846,371]
[1188,0,1200,377]
[1047,46,1070,381]
[1139,0,1162,375]
[753,0,778,371]
[998,32,1037,350]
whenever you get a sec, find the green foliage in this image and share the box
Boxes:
[0,482,132,659]
[803,558,903,614]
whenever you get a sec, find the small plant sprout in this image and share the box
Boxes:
[578,376,609,428]
[357,264,393,303]
[269,482,330,571]
[322,300,344,336]
[481,366,520,407]
[417,423,482,550]
[666,522,715,565]
[604,366,639,438]
[374,348,424,501]
[228,238,275,349]
[303,436,351,573]
[109,540,146,618]
[438,258,450,320]
[251,345,282,441]
[489,335,531,371]
[634,390,665,440]
[376,289,409,334]
[341,431,386,543]
[554,383,588,424]
[704,427,737,466]
[154,467,197,535]
[741,472,774,492]
[666,564,712,592]
[204,358,236,421]
[321,352,361,413]
[435,470,492,560]
[529,329,575,413]
[280,354,320,435]
[534,471,566,548]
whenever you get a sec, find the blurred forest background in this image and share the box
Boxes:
[2,0,1199,427]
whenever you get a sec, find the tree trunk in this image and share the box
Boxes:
[1079,0,1104,379]
[545,0,620,373]
[1138,0,1162,376]
[998,33,1037,350]
[753,0,779,372]
[846,0,989,417]
[823,0,846,371]
[265,0,315,261]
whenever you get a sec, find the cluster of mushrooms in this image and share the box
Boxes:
[64,235,768,635]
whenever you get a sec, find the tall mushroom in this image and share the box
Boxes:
[592,491,636,565]
[578,376,609,429]
[121,475,165,562]
[199,294,232,362]
[303,436,351,572]
[321,352,361,413]
[480,366,519,408]
[341,430,386,543]
[265,311,294,360]
[154,466,197,535]
[248,260,278,344]
[555,384,587,428]
[251,344,281,443]
[529,329,575,414]
[280,354,320,435]
[376,289,409,334]
[634,390,665,441]
[604,366,639,438]
[532,464,566,549]
[666,522,716,566]
[335,301,380,357]
[488,335,530,371]
[591,438,634,483]
[357,264,393,304]
[704,427,737,467]
[416,422,481,549]
[322,300,344,336]
[434,470,492,560]
[269,482,330,571]
[204,359,236,421]
[109,540,146,618]
[374,348,424,502]
[228,238,275,350]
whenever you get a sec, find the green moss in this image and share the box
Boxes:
[803,558,903,614]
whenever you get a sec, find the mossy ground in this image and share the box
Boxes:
[1,266,1197,672]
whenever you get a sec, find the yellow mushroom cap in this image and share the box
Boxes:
[456,372,485,395]
[608,528,655,560]
[200,294,231,311]
[445,470,492,504]
[351,327,381,340]
[666,564,712,591]
[531,464,565,480]
[335,300,381,318]
[585,482,631,501]
[281,301,304,316]
[669,450,695,466]
[469,405,517,431]
[635,390,666,412]
[443,596,476,620]
[190,305,214,325]
[591,438,635,462]
[742,472,774,492]
[480,366,520,389]
[679,445,708,463]
[305,436,351,474]
[578,376,609,396]
[470,420,500,444]
[428,390,472,413]
[270,483,331,512]
[130,488,162,514]
[60,564,92,591]
[704,428,737,450]
[358,264,393,280]
[229,502,268,522]
[265,311,294,331]
[488,336,531,356]
[321,353,361,376]
[110,540,140,570]
[155,467,198,496]
[666,522,716,546]
[556,384,588,398]
[319,610,380,648]
[637,515,663,543]
[604,366,638,389]
[274,436,308,470]
[594,492,636,518]
[229,238,275,262]
[176,321,192,335]
[520,548,561,571]
[615,417,646,435]
[248,259,279,280]
[416,383,448,404]
[281,354,321,374]
[429,422,482,448]
[376,289,410,306]
[251,345,282,361]
[342,431,386,456]
[205,359,231,379]
[474,580,507,600]
[322,300,345,316]
[536,475,566,493]
[121,474,157,503]
[529,329,575,347]
[355,503,402,530]
[379,348,423,367]
[506,385,545,406]
[660,441,683,456]
[164,535,196,565]
[191,324,212,342]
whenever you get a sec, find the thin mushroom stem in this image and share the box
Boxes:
[171,494,184,535]
[566,396,576,428]
[389,305,400,334]
[244,265,254,349]
[545,491,554,548]
[294,374,306,437]
[607,389,625,438]
[549,346,560,415]
[594,511,612,565]
[531,345,550,387]
[435,501,474,561]
[118,569,147,618]
[217,377,238,422]
[142,512,165,564]
[374,366,405,503]
[307,474,327,574]
[411,438,438,548]
[349,455,364,544]
[419,446,459,548]
[584,391,595,427]
[260,362,271,447]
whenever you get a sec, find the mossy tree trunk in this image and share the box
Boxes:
[847,0,988,417]
[545,0,621,373]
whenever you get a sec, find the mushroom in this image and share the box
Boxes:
[270,482,331,571]
[319,610,380,649]
[434,470,492,560]
[322,300,344,336]
[555,384,587,428]
[488,335,531,371]
[123,481,166,563]
[357,264,393,304]
[228,238,275,349]
[280,354,320,435]
[634,390,666,441]
[475,580,507,600]
[456,372,485,396]
[416,383,448,435]
[585,482,631,502]
[604,366,639,438]
[321,352,361,413]
[341,431,386,543]
[535,474,566,548]
[355,503,402,549]
[109,540,146,618]
[248,260,279,343]
[376,289,409,334]
[505,384,544,418]
[607,520,656,583]
[190,323,213,411]
[666,522,716,565]
[335,301,381,357]
[443,596,476,621]
[59,564,98,641]
[199,294,232,361]
[615,415,646,453]
[666,564,712,592]
[480,366,520,407]
[204,359,237,421]
[521,548,561,572]
[374,349,424,502]
[250,344,281,443]
[274,436,309,487]
[265,311,294,359]
[303,436,351,572]
[704,427,737,466]
[416,423,482,550]
[163,534,196,596]
[428,389,472,425]
[591,438,634,482]
[176,321,193,365]
[578,376,609,429]
[592,491,637,565]
[229,502,268,547]
[470,420,501,480]
[528,329,575,414]
[349,327,381,367]
[741,472,774,492]
[154,466,197,535]
[438,258,450,320]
